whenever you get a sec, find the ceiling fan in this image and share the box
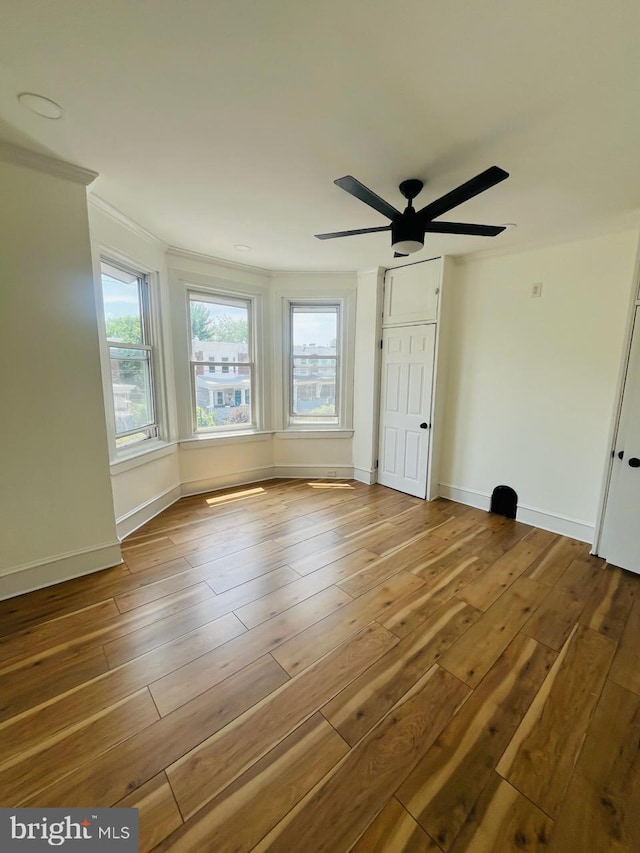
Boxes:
[315,166,509,257]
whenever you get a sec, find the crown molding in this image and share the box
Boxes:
[88,194,167,249]
[169,246,361,279]
[0,141,98,186]
[269,268,356,278]
[357,267,385,276]
[167,245,271,277]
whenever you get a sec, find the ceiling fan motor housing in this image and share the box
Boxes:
[391,210,424,254]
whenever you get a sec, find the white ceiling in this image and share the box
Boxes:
[1,0,640,271]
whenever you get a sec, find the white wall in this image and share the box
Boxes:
[440,229,640,540]
[352,268,384,483]
[0,157,119,598]
[88,200,181,538]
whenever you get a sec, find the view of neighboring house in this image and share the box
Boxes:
[288,343,337,415]
[192,340,252,425]
[191,339,337,424]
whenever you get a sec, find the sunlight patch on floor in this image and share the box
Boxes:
[206,487,267,506]
[307,482,355,490]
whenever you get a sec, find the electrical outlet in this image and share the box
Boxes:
[531,282,543,298]
[327,470,337,478]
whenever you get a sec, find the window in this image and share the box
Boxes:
[100,260,158,449]
[289,304,339,426]
[189,293,254,431]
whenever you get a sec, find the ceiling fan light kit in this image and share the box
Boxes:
[315,166,510,257]
[391,179,425,255]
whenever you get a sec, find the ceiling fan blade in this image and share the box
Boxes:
[417,166,509,222]
[423,222,506,236]
[315,225,391,240]
[394,252,409,258]
[334,176,401,221]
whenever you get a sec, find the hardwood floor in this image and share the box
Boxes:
[0,478,639,851]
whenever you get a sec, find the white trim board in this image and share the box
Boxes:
[180,466,277,497]
[439,483,594,543]
[181,464,355,497]
[0,141,98,186]
[116,484,182,540]
[272,464,354,479]
[89,194,167,248]
[354,467,377,485]
[0,541,122,601]
[167,246,271,279]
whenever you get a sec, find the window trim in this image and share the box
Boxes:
[98,256,164,460]
[283,297,351,431]
[187,289,257,435]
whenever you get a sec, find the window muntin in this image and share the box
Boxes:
[100,261,158,448]
[289,304,339,425]
[189,294,254,432]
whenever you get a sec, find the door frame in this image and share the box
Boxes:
[377,323,437,499]
[374,256,450,501]
[592,258,640,555]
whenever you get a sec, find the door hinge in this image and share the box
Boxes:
[380,339,383,349]
[375,459,379,468]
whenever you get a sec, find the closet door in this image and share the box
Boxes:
[600,306,640,573]
[383,263,440,325]
[378,324,436,499]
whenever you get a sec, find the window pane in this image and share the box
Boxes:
[101,263,143,344]
[292,363,337,416]
[190,299,250,365]
[109,350,154,435]
[193,364,252,429]
[292,308,337,357]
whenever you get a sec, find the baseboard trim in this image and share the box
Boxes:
[116,484,182,540]
[0,541,123,601]
[439,484,491,512]
[353,467,377,485]
[272,464,354,479]
[180,466,276,497]
[439,483,594,543]
[181,464,356,496]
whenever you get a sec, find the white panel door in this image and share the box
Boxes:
[600,307,640,573]
[378,324,436,498]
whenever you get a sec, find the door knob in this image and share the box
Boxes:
[419,422,430,429]
[629,457,640,468]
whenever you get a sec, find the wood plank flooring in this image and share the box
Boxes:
[1,478,639,851]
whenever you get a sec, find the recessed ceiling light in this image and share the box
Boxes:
[17,92,64,119]
[233,244,251,252]
[501,223,518,230]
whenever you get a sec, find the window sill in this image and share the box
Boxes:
[110,441,177,474]
[180,430,274,449]
[274,430,354,440]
